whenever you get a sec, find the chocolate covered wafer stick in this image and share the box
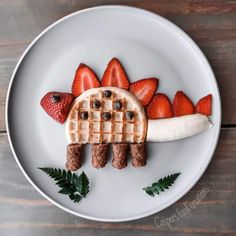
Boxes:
[92,143,109,168]
[130,143,146,167]
[66,143,83,171]
[112,143,128,169]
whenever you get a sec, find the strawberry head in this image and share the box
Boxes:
[40,92,74,124]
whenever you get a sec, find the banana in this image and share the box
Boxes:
[146,114,213,142]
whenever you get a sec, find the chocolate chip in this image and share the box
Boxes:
[51,94,60,103]
[103,90,112,97]
[80,111,88,120]
[93,100,101,109]
[113,101,122,110]
[126,111,134,120]
[102,112,111,121]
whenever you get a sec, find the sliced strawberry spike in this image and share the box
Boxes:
[101,58,130,90]
[146,93,173,119]
[130,78,159,107]
[40,92,74,124]
[173,91,195,116]
[72,63,100,97]
[196,94,212,116]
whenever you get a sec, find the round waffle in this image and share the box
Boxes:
[65,87,147,144]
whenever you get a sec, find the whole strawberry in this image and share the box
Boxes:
[40,92,74,124]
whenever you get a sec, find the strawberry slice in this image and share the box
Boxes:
[196,94,212,116]
[173,91,195,116]
[40,92,74,124]
[72,63,100,97]
[146,93,173,119]
[101,58,130,90]
[130,78,159,107]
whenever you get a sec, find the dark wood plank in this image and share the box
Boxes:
[0,0,236,131]
[0,128,235,235]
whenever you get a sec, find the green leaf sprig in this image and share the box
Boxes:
[38,167,89,203]
[143,173,181,197]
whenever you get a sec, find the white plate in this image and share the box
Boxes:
[6,6,221,222]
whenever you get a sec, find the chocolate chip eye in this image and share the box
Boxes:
[51,94,60,103]
[102,112,111,121]
[80,111,88,120]
[126,111,134,120]
[103,90,112,97]
[113,101,122,110]
[93,100,101,109]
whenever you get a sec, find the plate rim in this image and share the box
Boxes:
[5,5,221,222]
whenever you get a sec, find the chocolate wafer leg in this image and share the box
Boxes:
[130,143,146,167]
[92,143,109,168]
[112,143,128,169]
[66,143,83,171]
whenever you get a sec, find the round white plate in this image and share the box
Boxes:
[6,6,221,222]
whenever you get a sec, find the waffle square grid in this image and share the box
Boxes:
[67,89,146,144]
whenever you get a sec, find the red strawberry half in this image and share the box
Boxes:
[196,94,212,116]
[130,78,159,107]
[72,63,100,97]
[40,92,74,124]
[173,91,195,116]
[101,58,130,90]
[146,93,173,119]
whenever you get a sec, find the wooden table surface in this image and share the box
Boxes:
[0,1,235,235]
